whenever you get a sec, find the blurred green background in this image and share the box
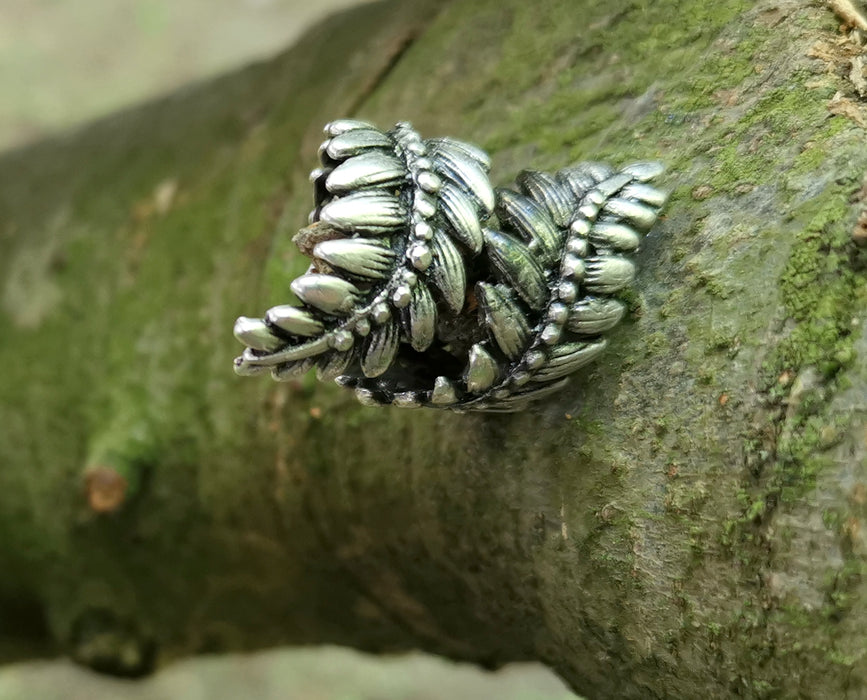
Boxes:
[0,1,576,697]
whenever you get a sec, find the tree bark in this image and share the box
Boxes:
[2,0,867,697]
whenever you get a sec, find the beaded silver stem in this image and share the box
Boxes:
[233,120,667,412]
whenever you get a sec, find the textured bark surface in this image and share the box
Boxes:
[2,0,867,697]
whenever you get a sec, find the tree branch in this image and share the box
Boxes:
[1,0,866,697]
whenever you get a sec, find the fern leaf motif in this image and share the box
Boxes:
[233,121,668,412]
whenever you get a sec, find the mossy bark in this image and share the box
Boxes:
[2,0,866,697]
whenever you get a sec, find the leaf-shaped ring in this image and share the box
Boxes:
[233,120,667,412]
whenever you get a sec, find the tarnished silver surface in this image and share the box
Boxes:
[233,120,668,412]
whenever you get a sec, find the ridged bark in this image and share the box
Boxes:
[1,0,866,697]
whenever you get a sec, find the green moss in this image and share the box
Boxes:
[643,331,670,357]
[756,186,863,501]
[773,196,858,371]
[790,139,830,176]
[826,649,859,666]
[715,98,865,687]
[705,79,831,192]
[707,329,738,352]
[445,0,760,167]
[751,679,775,695]
[665,482,709,515]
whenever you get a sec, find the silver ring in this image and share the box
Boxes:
[233,119,667,412]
